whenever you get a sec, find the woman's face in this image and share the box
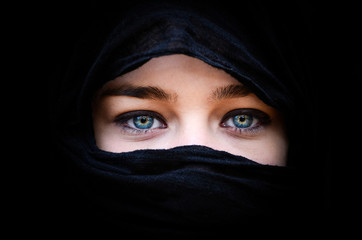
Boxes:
[92,54,288,166]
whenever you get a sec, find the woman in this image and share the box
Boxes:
[49,0,327,236]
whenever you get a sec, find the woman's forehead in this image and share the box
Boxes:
[94,54,277,113]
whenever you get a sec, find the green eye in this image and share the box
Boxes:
[232,114,253,128]
[133,116,154,129]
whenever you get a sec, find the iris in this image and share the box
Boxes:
[233,114,253,128]
[133,116,154,129]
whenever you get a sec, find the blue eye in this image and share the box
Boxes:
[220,109,270,132]
[223,114,255,129]
[133,116,154,129]
[232,114,253,128]
[117,111,166,131]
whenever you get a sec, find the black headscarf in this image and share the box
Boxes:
[48,0,327,236]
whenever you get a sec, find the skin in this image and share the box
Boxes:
[92,54,288,166]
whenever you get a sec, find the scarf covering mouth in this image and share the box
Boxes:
[51,1,318,236]
[59,132,299,235]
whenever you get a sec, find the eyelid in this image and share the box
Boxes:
[114,110,167,125]
[220,108,271,125]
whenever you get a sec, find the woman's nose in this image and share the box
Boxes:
[167,116,214,148]
[174,130,208,147]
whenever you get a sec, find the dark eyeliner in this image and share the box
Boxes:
[114,110,166,125]
[220,108,271,125]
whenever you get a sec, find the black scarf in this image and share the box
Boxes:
[49,1,324,236]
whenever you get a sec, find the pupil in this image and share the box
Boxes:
[238,115,246,122]
[140,117,147,124]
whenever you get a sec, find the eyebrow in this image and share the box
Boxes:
[99,83,251,102]
[100,85,177,102]
[211,84,251,100]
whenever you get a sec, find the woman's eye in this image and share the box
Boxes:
[229,114,254,128]
[223,114,257,129]
[115,111,167,134]
[220,109,271,135]
[128,115,160,129]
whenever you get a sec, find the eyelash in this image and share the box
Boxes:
[114,109,270,137]
[219,109,271,136]
[114,110,167,135]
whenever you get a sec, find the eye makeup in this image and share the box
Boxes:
[114,110,167,136]
[113,108,271,138]
[220,109,271,137]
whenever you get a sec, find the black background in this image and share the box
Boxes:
[16,0,362,235]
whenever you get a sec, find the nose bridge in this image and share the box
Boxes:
[178,127,207,146]
[171,112,212,147]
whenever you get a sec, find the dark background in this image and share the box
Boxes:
[20,0,361,234]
